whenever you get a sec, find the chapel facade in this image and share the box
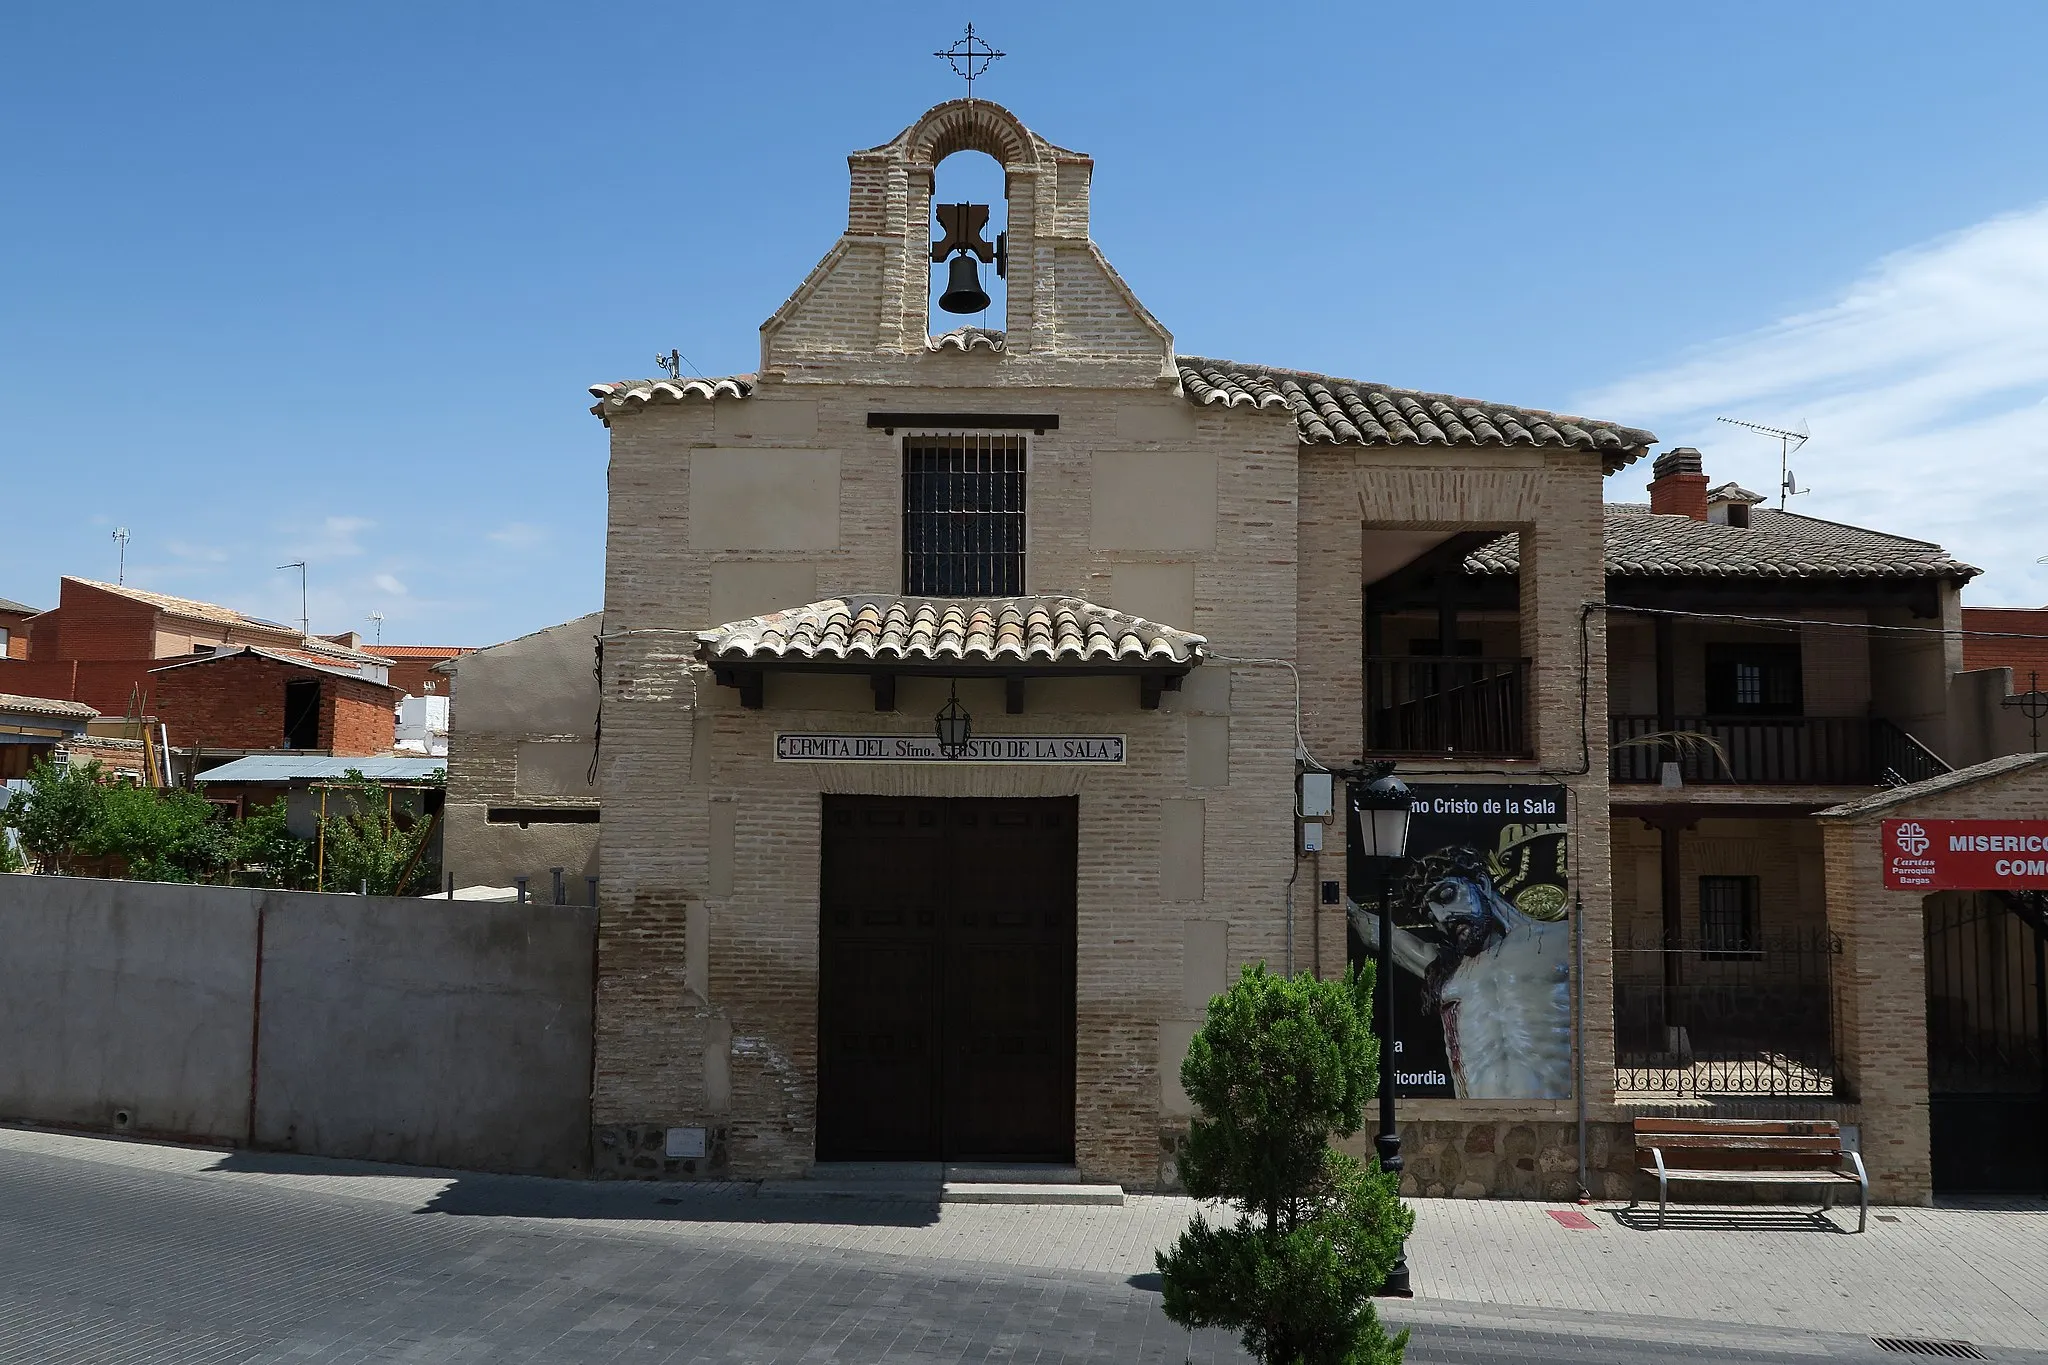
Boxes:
[585,98,1657,1192]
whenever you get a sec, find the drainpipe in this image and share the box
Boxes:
[1575,889,1589,1201]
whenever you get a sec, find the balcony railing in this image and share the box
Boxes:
[1610,715,1951,786]
[1367,656,1530,758]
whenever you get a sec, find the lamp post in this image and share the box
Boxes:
[1353,765,1414,1298]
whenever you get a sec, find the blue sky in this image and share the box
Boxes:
[5,2,2047,643]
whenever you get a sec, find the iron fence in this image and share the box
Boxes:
[1613,929,1842,1097]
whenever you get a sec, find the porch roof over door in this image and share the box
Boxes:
[697,596,1204,673]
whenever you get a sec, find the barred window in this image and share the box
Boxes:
[902,435,1025,596]
[1700,875,1761,958]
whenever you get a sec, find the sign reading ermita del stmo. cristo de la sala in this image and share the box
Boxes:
[775,734,1125,764]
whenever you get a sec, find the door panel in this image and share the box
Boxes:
[817,795,1076,1164]
[817,797,944,1161]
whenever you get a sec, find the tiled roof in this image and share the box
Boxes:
[1462,507,1980,582]
[365,645,476,659]
[63,578,388,665]
[1707,482,1767,505]
[148,645,402,687]
[1176,358,1655,472]
[698,597,1204,668]
[0,692,98,719]
[927,326,1005,353]
[1818,751,2048,821]
[588,375,755,415]
[70,577,299,635]
[0,598,39,616]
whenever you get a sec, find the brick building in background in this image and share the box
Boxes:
[151,647,398,757]
[0,598,38,660]
[362,644,475,697]
[0,578,398,767]
[1961,605,2048,688]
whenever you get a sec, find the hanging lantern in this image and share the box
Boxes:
[935,679,972,758]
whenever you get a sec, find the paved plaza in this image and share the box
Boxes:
[1,1126,2043,1363]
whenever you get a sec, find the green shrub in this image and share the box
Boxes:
[316,768,442,895]
[1158,962,1413,1365]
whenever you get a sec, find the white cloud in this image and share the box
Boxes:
[373,572,409,597]
[1582,203,2048,605]
[486,521,550,550]
[280,515,375,560]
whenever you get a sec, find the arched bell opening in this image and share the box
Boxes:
[927,149,1007,340]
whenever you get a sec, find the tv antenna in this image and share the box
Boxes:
[1717,416,1810,510]
[112,527,130,584]
[366,611,384,646]
[277,561,309,637]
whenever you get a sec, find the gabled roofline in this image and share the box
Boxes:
[1816,751,2048,821]
[147,645,401,689]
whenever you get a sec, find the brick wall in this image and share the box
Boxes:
[366,654,466,697]
[1817,756,2048,1205]
[154,655,396,754]
[0,659,163,717]
[1962,606,2048,685]
[0,608,32,661]
[39,584,159,661]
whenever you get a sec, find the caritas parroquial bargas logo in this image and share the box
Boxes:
[1895,821,1931,857]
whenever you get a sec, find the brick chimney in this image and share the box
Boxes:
[1648,447,1709,521]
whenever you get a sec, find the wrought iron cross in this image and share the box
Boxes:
[2004,669,2048,753]
[934,23,1003,102]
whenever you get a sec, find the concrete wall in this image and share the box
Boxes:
[253,893,595,1172]
[0,877,594,1175]
[1947,666,2031,768]
[0,877,258,1141]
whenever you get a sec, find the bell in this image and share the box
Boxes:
[938,253,990,314]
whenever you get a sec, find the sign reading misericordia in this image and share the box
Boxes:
[776,733,1125,764]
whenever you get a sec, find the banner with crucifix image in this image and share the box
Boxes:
[1346,784,1573,1100]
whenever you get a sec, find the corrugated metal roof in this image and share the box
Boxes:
[194,755,447,783]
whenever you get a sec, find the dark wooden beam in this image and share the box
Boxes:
[870,674,896,712]
[1140,674,1165,710]
[867,412,1059,434]
[737,672,763,710]
[1005,676,1024,714]
[1610,579,1948,619]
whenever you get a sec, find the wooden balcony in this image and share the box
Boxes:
[1367,656,1530,758]
[1610,715,1949,786]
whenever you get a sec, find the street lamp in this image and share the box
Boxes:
[935,679,972,758]
[1353,764,1414,1298]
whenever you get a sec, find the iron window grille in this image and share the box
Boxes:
[902,435,1025,596]
[1700,874,1762,959]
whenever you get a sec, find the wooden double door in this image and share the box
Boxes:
[817,796,1077,1163]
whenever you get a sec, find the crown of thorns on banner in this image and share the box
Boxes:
[1390,823,1570,924]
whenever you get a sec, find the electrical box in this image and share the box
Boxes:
[1298,771,1334,818]
[664,1126,707,1159]
[1301,821,1324,853]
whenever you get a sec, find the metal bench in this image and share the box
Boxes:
[1631,1117,1869,1232]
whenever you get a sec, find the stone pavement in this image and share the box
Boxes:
[2,1126,2044,1362]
